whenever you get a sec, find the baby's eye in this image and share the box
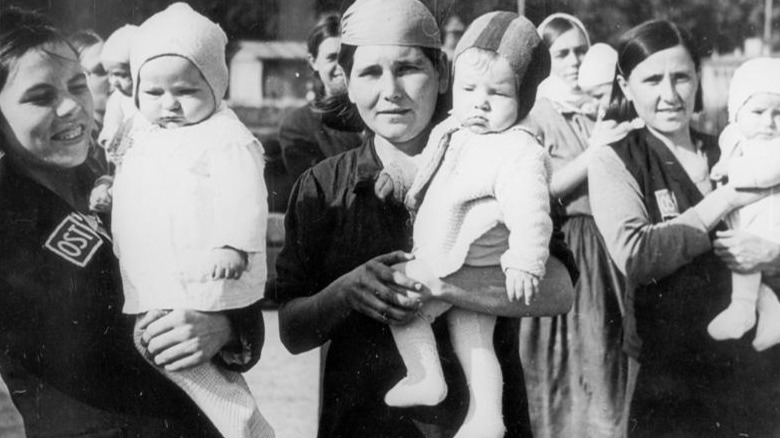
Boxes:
[143,89,164,97]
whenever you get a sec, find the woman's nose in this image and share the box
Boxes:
[380,74,402,101]
[55,94,81,118]
[659,77,677,102]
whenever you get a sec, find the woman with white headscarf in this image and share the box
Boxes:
[520,12,636,438]
[272,1,575,436]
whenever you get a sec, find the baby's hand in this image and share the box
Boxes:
[506,268,540,305]
[208,247,247,280]
[89,183,112,213]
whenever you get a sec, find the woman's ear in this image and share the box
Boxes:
[616,74,632,102]
[306,53,316,70]
[344,68,356,104]
[436,52,450,94]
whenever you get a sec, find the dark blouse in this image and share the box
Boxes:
[0,153,263,437]
[272,139,534,438]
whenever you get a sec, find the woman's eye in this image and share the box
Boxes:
[397,64,419,75]
[356,67,380,78]
[23,91,56,105]
[554,49,570,59]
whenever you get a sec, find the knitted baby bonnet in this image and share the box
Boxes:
[341,0,441,48]
[727,57,780,122]
[101,24,138,66]
[453,11,550,121]
[578,42,617,90]
[130,2,228,107]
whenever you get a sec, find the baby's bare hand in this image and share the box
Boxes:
[208,247,247,280]
[506,269,540,305]
[89,184,112,213]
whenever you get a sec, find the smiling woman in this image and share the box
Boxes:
[0,42,93,168]
[0,7,263,437]
[590,19,780,437]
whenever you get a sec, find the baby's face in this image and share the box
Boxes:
[584,82,613,118]
[452,53,518,135]
[737,92,780,141]
[137,56,215,129]
[104,61,133,96]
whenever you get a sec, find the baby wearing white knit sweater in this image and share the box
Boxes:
[377,12,552,438]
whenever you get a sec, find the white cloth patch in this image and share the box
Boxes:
[654,189,680,220]
[44,213,104,267]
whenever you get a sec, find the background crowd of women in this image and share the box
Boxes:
[1,0,780,437]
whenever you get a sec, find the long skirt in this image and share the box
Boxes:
[520,215,627,438]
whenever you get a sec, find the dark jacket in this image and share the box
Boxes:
[0,152,260,437]
[610,129,780,437]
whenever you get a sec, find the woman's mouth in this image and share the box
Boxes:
[378,109,410,116]
[51,124,85,141]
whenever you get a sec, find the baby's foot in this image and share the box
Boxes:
[453,413,505,438]
[384,373,447,407]
[707,301,756,340]
[753,286,780,351]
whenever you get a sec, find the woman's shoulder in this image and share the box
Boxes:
[298,140,373,193]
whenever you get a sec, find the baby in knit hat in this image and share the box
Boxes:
[89,25,140,212]
[110,4,273,437]
[707,57,780,352]
[378,11,552,438]
[577,42,618,119]
[97,24,138,147]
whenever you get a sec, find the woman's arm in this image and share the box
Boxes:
[588,146,748,285]
[550,119,641,198]
[279,251,423,354]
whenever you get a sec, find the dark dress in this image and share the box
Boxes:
[521,97,627,438]
[610,129,780,437]
[278,103,363,183]
[272,139,547,438]
[0,153,263,437]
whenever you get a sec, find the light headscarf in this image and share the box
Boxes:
[536,12,594,114]
[341,0,441,48]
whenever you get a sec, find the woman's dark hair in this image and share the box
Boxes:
[604,19,703,123]
[307,14,341,59]
[0,7,74,91]
[68,30,103,58]
[316,43,450,133]
[307,14,342,99]
[540,17,576,49]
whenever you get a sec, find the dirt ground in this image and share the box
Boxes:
[245,310,320,438]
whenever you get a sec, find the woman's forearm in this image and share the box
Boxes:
[550,148,593,198]
[278,280,352,354]
[589,147,713,284]
[438,256,574,317]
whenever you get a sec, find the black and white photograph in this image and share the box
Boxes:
[0,0,779,437]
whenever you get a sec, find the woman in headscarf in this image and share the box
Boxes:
[272,1,575,436]
[520,12,634,438]
[0,7,264,436]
